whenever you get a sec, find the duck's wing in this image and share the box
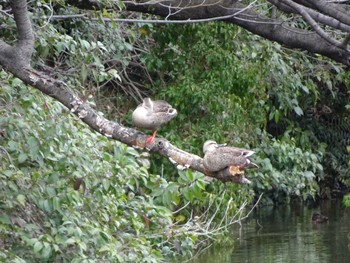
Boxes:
[203,146,256,172]
[214,146,255,157]
[152,100,174,112]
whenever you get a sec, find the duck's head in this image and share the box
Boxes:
[203,140,228,154]
[203,140,218,154]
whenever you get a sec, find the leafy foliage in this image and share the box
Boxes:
[1,0,350,261]
[142,22,332,203]
[0,68,251,261]
[0,71,200,262]
[29,0,152,113]
[253,134,323,203]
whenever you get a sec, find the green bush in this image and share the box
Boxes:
[0,71,198,261]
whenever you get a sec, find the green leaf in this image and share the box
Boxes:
[294,106,303,116]
[102,179,110,191]
[303,171,315,180]
[195,180,206,190]
[11,77,23,87]
[80,39,91,49]
[46,187,56,197]
[81,63,88,83]
[41,242,52,258]
[151,187,163,197]
[52,197,60,211]
[99,245,111,252]
[53,244,60,252]
[33,241,43,253]
[3,170,13,178]
[28,136,39,157]
[0,214,11,225]
[16,194,26,206]
[18,153,28,163]
[65,238,76,245]
[274,110,281,123]
[166,182,179,192]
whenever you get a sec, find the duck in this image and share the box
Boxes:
[202,140,258,183]
[312,212,328,223]
[132,98,177,143]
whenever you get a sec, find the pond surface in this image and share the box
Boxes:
[190,200,350,263]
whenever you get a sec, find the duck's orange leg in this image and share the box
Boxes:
[146,130,158,144]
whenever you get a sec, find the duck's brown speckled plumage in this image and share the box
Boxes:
[202,140,257,184]
[203,140,257,172]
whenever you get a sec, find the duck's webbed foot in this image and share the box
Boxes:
[146,130,158,144]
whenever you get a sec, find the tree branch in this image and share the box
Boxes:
[122,0,350,65]
[268,0,350,33]
[48,0,350,65]
[0,0,244,184]
[13,67,230,181]
[304,0,350,26]
[280,0,349,50]
[9,0,34,62]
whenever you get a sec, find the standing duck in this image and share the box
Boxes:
[132,98,177,143]
[202,140,258,183]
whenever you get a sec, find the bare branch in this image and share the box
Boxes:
[305,0,350,26]
[0,8,13,18]
[342,33,350,47]
[49,14,88,20]
[51,1,260,24]
[280,0,349,50]
[122,0,350,65]
[268,0,350,33]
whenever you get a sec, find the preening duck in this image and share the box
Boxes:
[132,97,177,143]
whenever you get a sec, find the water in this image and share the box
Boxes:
[190,200,350,263]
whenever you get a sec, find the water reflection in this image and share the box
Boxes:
[190,200,350,263]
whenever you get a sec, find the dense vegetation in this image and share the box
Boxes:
[1,1,349,261]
